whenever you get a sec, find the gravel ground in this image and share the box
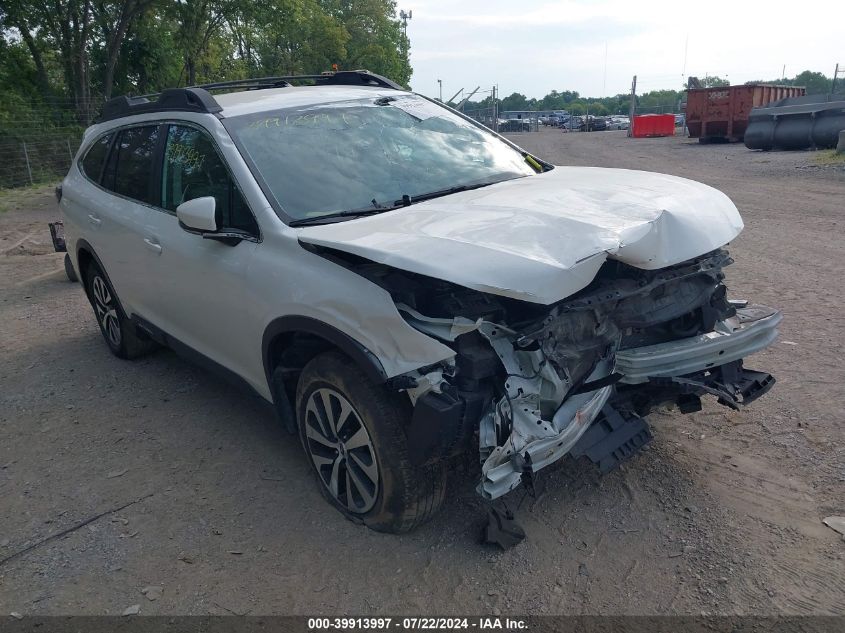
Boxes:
[0,129,843,616]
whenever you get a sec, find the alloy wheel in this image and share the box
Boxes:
[91,275,121,348]
[304,387,380,513]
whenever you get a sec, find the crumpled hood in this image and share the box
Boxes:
[297,166,744,305]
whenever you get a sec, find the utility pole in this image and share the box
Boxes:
[437,79,442,102]
[493,85,498,130]
[602,42,608,97]
[491,85,496,130]
[627,75,637,138]
[832,63,840,94]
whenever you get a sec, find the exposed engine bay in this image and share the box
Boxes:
[309,245,781,500]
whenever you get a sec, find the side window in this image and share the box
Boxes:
[80,133,112,183]
[161,125,258,235]
[103,125,160,204]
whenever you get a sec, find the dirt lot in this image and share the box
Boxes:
[1,129,843,616]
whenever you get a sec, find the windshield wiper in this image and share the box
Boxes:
[289,180,507,227]
[397,180,503,206]
[288,201,402,227]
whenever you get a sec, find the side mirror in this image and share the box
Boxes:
[176,196,217,233]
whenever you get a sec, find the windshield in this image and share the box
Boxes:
[226,95,538,222]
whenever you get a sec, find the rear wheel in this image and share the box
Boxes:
[296,351,447,533]
[83,263,157,359]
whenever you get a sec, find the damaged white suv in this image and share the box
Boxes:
[59,71,781,533]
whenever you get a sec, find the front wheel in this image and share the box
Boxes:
[295,351,447,533]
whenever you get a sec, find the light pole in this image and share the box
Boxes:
[437,79,442,102]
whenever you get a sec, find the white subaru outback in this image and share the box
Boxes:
[59,71,781,533]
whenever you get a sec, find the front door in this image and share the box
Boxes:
[139,123,265,390]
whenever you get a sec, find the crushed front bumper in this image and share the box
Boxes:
[479,305,781,500]
[615,305,782,384]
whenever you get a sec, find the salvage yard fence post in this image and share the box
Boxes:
[627,75,637,138]
[22,142,34,185]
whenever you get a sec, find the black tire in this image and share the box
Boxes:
[64,253,78,282]
[83,262,157,360]
[295,351,447,533]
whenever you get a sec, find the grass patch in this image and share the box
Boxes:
[814,149,845,165]
[0,182,60,213]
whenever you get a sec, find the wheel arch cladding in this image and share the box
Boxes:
[262,315,388,390]
[75,241,96,280]
[75,240,111,304]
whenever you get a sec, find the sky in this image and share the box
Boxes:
[404,0,845,100]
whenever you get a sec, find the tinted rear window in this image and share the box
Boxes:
[80,133,112,183]
[105,125,160,203]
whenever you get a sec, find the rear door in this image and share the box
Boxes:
[63,130,114,268]
[93,124,165,318]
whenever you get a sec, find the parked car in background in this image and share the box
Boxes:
[675,114,686,127]
[499,118,531,133]
[562,115,583,130]
[607,116,630,130]
[581,116,607,131]
[547,111,569,127]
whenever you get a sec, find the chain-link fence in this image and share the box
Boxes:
[464,107,496,130]
[0,131,82,189]
[0,96,95,189]
[463,107,541,133]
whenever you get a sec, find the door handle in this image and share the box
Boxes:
[87,213,102,227]
[143,237,162,254]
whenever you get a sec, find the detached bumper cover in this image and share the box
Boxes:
[479,384,613,499]
[615,305,782,384]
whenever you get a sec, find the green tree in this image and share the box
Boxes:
[745,70,832,95]
[701,75,729,87]
[112,7,182,95]
[248,0,348,76]
[321,0,410,86]
[588,102,608,116]
[499,92,530,111]
[790,70,831,95]
[3,0,155,120]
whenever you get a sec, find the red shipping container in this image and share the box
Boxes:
[631,114,675,138]
[685,84,805,142]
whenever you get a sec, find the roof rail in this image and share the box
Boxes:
[97,70,401,123]
[99,87,221,123]
[195,70,403,92]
